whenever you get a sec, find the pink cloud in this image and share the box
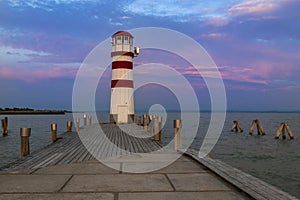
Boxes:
[200,33,227,40]
[219,66,268,85]
[0,66,78,82]
[205,16,229,27]
[229,0,281,16]
[120,15,131,19]
[180,65,268,85]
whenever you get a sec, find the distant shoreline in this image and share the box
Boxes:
[0,110,66,115]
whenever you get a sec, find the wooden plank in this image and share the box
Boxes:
[0,124,164,172]
[184,150,298,200]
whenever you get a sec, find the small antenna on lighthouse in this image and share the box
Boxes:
[134,47,139,56]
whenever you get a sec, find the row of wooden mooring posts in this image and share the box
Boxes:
[2,113,93,158]
[134,115,183,150]
[75,114,92,131]
[1,117,8,136]
[19,120,74,158]
[134,114,163,141]
[19,113,93,158]
[232,119,294,139]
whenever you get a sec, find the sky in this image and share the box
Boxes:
[0,0,300,111]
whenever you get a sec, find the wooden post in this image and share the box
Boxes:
[148,115,153,132]
[4,117,8,135]
[20,128,31,158]
[134,115,137,124]
[237,121,243,132]
[51,123,57,143]
[153,118,160,141]
[1,118,8,136]
[158,116,162,141]
[282,125,286,139]
[174,119,182,150]
[76,118,80,131]
[83,114,87,126]
[284,122,294,140]
[249,120,256,135]
[231,120,238,132]
[137,116,142,126]
[255,119,265,135]
[275,122,285,139]
[67,121,72,132]
[88,115,92,126]
[143,114,147,130]
[4,117,8,125]
[249,119,265,135]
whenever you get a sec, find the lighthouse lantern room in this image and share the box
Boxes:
[110,31,137,123]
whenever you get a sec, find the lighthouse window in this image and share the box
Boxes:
[116,36,122,44]
[124,36,129,44]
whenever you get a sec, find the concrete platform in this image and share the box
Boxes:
[0,153,251,200]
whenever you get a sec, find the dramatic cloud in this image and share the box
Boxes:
[229,0,293,16]
[0,45,52,65]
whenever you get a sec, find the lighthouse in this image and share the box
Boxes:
[110,31,138,123]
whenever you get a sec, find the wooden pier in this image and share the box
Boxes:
[0,123,298,200]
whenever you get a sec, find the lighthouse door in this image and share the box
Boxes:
[117,106,128,123]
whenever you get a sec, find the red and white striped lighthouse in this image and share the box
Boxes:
[110,31,138,123]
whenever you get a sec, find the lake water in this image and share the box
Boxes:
[0,112,299,198]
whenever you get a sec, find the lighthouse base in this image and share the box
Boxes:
[110,114,134,124]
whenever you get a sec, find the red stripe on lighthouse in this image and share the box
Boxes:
[111,51,134,57]
[111,80,133,88]
[112,61,133,69]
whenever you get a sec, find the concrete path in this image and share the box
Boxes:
[0,153,251,200]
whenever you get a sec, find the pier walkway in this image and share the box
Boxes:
[0,124,298,200]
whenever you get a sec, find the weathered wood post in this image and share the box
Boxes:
[231,120,243,132]
[4,117,8,135]
[67,121,72,132]
[83,114,87,126]
[285,122,294,140]
[1,118,8,136]
[282,124,287,139]
[249,120,256,135]
[158,116,162,141]
[4,117,8,126]
[137,116,142,126]
[51,123,57,143]
[237,121,243,132]
[134,115,137,124]
[76,118,80,131]
[20,128,31,158]
[88,115,92,126]
[143,114,147,130]
[255,119,265,135]
[148,115,153,132]
[150,115,155,135]
[249,119,265,135]
[231,120,238,132]
[275,122,294,140]
[275,122,285,139]
[153,117,160,141]
[174,119,182,150]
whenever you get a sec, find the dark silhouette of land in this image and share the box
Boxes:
[0,107,66,115]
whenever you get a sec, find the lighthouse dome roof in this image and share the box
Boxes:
[112,31,133,38]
